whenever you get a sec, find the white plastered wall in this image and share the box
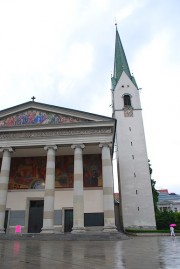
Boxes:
[114,71,156,228]
[6,189,104,212]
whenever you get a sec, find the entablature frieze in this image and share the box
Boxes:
[0,127,112,140]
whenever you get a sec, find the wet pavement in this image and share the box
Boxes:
[0,236,180,268]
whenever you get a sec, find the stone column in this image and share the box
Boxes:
[41,145,57,234]
[99,143,117,232]
[71,144,85,233]
[0,147,13,233]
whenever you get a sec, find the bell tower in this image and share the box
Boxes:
[112,26,156,229]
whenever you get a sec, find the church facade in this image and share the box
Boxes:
[0,102,116,233]
[0,27,156,234]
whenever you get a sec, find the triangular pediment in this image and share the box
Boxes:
[0,101,112,128]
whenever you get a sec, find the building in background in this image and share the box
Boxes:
[158,189,180,212]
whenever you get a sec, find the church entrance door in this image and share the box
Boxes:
[4,210,9,233]
[28,200,44,233]
[64,209,73,232]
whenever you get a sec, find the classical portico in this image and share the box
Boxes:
[0,101,117,234]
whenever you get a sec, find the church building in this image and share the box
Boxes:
[0,27,156,234]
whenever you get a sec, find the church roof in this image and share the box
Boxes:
[0,100,115,129]
[111,26,138,89]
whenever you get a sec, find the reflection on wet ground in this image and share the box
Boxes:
[0,236,180,269]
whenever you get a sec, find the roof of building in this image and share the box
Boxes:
[158,191,180,202]
[157,189,169,194]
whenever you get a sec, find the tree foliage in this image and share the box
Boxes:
[148,160,159,213]
[148,159,180,230]
[156,211,180,230]
[156,211,175,229]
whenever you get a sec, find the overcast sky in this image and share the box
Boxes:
[0,0,180,193]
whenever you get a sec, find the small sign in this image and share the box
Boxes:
[15,225,21,233]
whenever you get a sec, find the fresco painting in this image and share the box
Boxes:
[56,156,74,188]
[0,109,83,127]
[8,154,102,190]
[83,155,102,187]
[9,157,46,190]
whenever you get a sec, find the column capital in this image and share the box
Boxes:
[99,143,112,149]
[71,144,85,150]
[0,147,14,153]
[44,145,57,151]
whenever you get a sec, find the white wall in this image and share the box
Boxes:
[113,71,156,228]
[7,190,44,210]
[7,189,104,212]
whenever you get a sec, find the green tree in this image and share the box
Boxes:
[148,160,159,213]
[156,211,175,229]
[174,212,180,230]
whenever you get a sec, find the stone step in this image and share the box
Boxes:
[0,231,128,241]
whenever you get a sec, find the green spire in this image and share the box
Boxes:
[111,26,138,89]
[131,73,138,88]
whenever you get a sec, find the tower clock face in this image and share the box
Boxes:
[124,106,133,117]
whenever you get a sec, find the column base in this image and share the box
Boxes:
[103,226,117,233]
[0,229,5,234]
[41,227,54,234]
[71,227,86,233]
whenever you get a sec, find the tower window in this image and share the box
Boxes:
[123,95,131,106]
[124,95,133,117]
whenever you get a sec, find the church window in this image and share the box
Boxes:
[123,94,131,106]
[132,155,134,159]
[136,190,138,194]
[138,207,139,211]
[121,85,124,88]
[129,127,131,131]
[131,141,133,146]
[134,173,136,177]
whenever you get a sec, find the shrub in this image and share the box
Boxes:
[155,211,176,230]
